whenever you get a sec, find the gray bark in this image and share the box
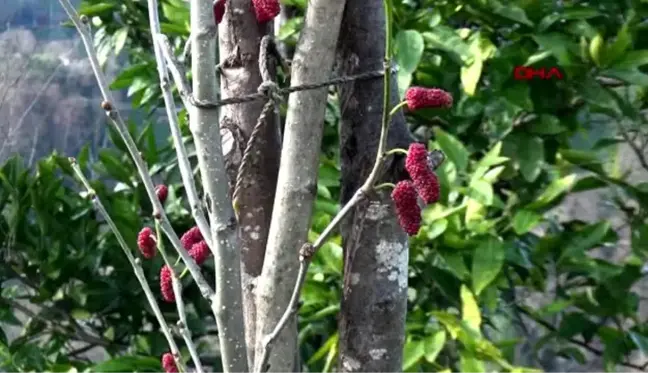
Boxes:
[335,0,414,370]
[190,0,247,371]
[253,0,348,371]
[218,1,281,368]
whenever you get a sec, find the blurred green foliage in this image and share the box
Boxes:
[2,0,648,371]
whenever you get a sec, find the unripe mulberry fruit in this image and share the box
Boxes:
[405,87,453,111]
[137,227,156,259]
[391,180,422,236]
[180,226,202,250]
[252,0,280,23]
[155,184,168,204]
[189,240,210,266]
[161,352,178,373]
[213,0,226,24]
[405,143,441,204]
[160,265,175,303]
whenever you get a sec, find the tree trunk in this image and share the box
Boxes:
[253,1,347,371]
[335,0,414,370]
[218,1,281,368]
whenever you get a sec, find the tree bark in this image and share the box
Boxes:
[253,1,347,371]
[218,1,281,368]
[335,0,414,370]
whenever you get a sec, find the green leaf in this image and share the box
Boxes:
[461,285,481,331]
[611,50,648,70]
[589,33,605,67]
[424,330,446,363]
[512,210,542,235]
[532,34,574,66]
[631,222,648,254]
[78,2,115,15]
[518,135,544,182]
[433,128,469,171]
[560,149,602,166]
[460,351,485,372]
[395,30,424,97]
[606,21,632,64]
[422,26,472,64]
[577,79,620,113]
[98,150,132,184]
[471,237,505,295]
[527,174,577,209]
[537,8,600,32]
[487,0,533,26]
[113,27,129,56]
[402,340,425,370]
[600,69,648,86]
[395,30,425,73]
[461,59,483,96]
[467,180,494,206]
[308,333,338,364]
[528,115,567,135]
[90,356,161,372]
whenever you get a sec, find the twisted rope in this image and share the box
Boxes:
[211,35,388,215]
[231,36,282,209]
[189,67,388,109]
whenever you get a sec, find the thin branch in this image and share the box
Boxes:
[618,120,648,173]
[145,0,212,249]
[57,0,218,306]
[155,35,192,108]
[68,159,187,373]
[516,305,647,371]
[155,222,204,373]
[256,1,397,370]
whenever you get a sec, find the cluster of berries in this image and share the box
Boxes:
[136,185,213,372]
[213,0,280,24]
[390,86,453,236]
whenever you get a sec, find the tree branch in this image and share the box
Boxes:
[516,305,648,371]
[57,0,217,306]
[188,0,248,371]
[252,1,349,371]
[69,160,187,373]
[146,0,213,250]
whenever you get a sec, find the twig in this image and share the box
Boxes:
[58,0,218,307]
[146,0,213,250]
[516,305,647,371]
[68,159,187,373]
[154,222,204,373]
[618,120,648,173]
[188,0,248,371]
[156,35,192,107]
[255,1,397,371]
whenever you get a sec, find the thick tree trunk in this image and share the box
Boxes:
[218,1,281,368]
[253,1,347,371]
[335,0,414,370]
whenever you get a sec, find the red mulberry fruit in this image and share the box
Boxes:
[391,180,422,236]
[180,226,202,250]
[137,227,156,259]
[213,0,226,24]
[405,143,441,204]
[160,265,175,303]
[405,87,453,111]
[155,184,168,204]
[162,352,178,373]
[252,0,280,23]
[189,240,211,266]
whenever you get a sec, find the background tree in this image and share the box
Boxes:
[2,0,648,372]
